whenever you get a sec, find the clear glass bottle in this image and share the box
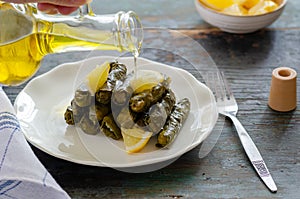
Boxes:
[0,2,143,86]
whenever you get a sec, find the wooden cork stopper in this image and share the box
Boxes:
[268,67,297,112]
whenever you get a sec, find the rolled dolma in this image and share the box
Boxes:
[78,106,100,135]
[64,106,74,125]
[156,98,190,147]
[74,83,92,107]
[101,114,122,140]
[95,102,111,122]
[111,73,134,106]
[95,84,111,105]
[129,77,171,113]
[147,89,176,134]
[107,62,127,89]
[133,89,176,134]
[71,100,89,123]
[95,62,127,105]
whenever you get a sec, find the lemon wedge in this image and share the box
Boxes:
[248,0,278,15]
[222,3,248,15]
[86,62,110,93]
[130,70,164,93]
[121,127,153,153]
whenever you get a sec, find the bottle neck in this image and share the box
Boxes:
[114,11,143,57]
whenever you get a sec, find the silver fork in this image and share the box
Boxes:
[208,71,277,193]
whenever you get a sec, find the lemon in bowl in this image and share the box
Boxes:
[194,0,287,33]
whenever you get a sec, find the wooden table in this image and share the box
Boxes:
[4,0,300,198]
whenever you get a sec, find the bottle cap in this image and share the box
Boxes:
[268,67,297,112]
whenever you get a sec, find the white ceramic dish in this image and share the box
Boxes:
[194,0,287,34]
[14,56,218,172]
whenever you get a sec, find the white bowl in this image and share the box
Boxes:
[194,0,287,34]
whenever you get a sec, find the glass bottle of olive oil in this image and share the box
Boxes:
[0,2,143,86]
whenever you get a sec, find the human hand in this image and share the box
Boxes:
[3,0,90,15]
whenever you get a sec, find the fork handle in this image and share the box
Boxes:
[228,114,277,193]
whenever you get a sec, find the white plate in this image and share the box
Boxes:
[14,56,218,172]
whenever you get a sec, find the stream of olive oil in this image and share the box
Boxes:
[0,33,122,86]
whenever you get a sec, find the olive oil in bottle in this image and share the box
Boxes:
[0,2,143,86]
[0,33,126,86]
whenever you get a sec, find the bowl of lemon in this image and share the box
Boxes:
[194,0,287,33]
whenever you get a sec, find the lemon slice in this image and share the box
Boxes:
[200,0,235,11]
[248,0,278,15]
[222,3,248,15]
[121,127,153,153]
[239,0,260,9]
[130,70,164,93]
[86,62,110,93]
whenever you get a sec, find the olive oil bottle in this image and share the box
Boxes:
[0,2,143,86]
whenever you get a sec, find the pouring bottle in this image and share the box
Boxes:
[0,2,143,86]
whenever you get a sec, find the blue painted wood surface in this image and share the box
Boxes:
[4,0,299,198]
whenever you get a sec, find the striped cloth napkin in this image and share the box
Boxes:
[0,87,70,199]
